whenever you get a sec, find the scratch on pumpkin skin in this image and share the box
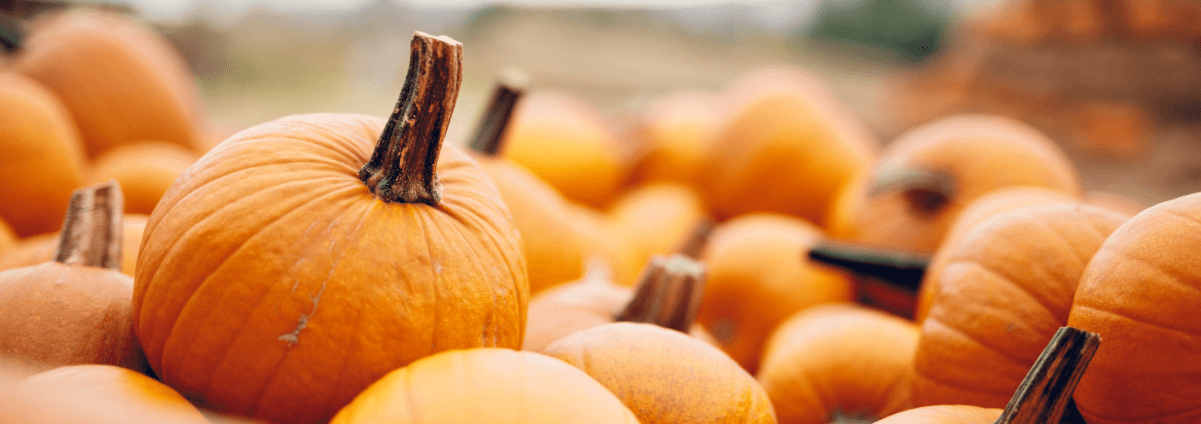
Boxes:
[278,279,329,347]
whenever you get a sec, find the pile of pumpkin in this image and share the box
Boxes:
[1,7,1199,424]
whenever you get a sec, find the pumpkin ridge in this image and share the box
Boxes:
[920,317,1031,379]
[1074,303,1201,339]
[415,208,443,350]
[943,259,1062,332]
[1112,246,1201,300]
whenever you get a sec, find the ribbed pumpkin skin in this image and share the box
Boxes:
[912,204,1128,408]
[1068,193,1201,423]
[606,183,708,287]
[331,348,639,424]
[0,72,86,237]
[914,187,1078,321]
[873,405,1001,424]
[133,113,528,424]
[758,304,918,424]
[475,156,585,295]
[14,365,208,424]
[88,142,199,215]
[697,214,854,373]
[544,322,777,424]
[14,10,204,158]
[831,114,1080,253]
[0,214,150,276]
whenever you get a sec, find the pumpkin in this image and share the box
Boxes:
[467,81,586,295]
[1067,192,1201,423]
[876,327,1099,424]
[5,364,207,424]
[501,91,627,208]
[0,71,87,237]
[543,322,777,423]
[606,182,708,287]
[1083,190,1145,216]
[88,141,200,215]
[698,67,878,225]
[757,304,919,424]
[12,9,204,158]
[0,219,14,254]
[0,213,149,276]
[911,203,1129,408]
[828,114,1081,253]
[696,213,854,373]
[331,348,638,423]
[0,180,148,373]
[1069,100,1153,157]
[565,202,623,270]
[132,33,527,424]
[914,186,1079,321]
[627,90,722,187]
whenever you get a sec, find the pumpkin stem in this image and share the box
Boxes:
[54,180,123,270]
[807,241,930,293]
[467,70,528,155]
[994,326,1100,424]
[675,218,716,259]
[0,12,24,52]
[869,167,956,216]
[359,31,463,206]
[615,254,707,333]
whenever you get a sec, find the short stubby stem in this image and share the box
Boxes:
[807,241,930,293]
[468,71,528,156]
[55,180,124,269]
[615,254,707,333]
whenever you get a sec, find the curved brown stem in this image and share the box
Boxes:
[675,218,716,259]
[359,32,463,206]
[807,241,930,293]
[54,180,123,270]
[869,167,956,216]
[468,71,528,155]
[995,326,1100,424]
[0,12,24,52]
[615,254,707,333]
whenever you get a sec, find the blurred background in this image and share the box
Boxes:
[5,0,1201,205]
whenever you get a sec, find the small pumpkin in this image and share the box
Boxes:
[0,71,87,237]
[543,322,777,423]
[606,182,708,287]
[133,33,527,424]
[331,348,638,423]
[627,90,722,187]
[911,203,1129,408]
[7,364,207,424]
[697,213,855,373]
[828,114,1081,253]
[87,141,200,215]
[1067,192,1201,423]
[13,9,204,158]
[0,213,150,276]
[757,304,919,424]
[0,180,148,373]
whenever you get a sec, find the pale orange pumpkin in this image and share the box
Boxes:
[0,219,15,254]
[8,364,208,424]
[627,90,723,187]
[606,182,708,287]
[1083,189,1145,216]
[87,141,199,215]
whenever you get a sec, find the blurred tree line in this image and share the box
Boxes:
[802,0,953,62]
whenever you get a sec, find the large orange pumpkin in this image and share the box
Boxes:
[699,67,878,225]
[543,322,777,423]
[697,213,855,373]
[627,90,723,187]
[1068,192,1201,423]
[132,33,527,424]
[828,114,1080,253]
[9,364,208,424]
[0,71,86,237]
[0,181,148,373]
[331,348,638,423]
[606,182,708,287]
[911,203,1129,408]
[757,304,918,424]
[13,9,205,158]
[0,213,149,276]
[87,141,199,215]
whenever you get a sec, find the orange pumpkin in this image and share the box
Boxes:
[0,181,148,373]
[0,219,14,254]
[467,82,586,295]
[757,304,918,424]
[13,9,204,158]
[0,213,150,276]
[7,364,207,424]
[501,91,627,208]
[132,33,527,424]
[911,203,1129,408]
[606,182,708,287]
[543,322,777,423]
[0,71,86,237]
[698,67,878,225]
[627,90,722,187]
[697,213,854,373]
[331,348,638,423]
[828,114,1081,253]
[1068,192,1201,423]
[1083,189,1145,216]
[88,141,199,215]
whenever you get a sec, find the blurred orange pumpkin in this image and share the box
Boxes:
[88,142,199,215]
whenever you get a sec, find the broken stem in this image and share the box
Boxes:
[468,71,527,155]
[615,254,707,332]
[869,167,957,215]
[994,326,1100,424]
[675,218,716,259]
[807,241,930,293]
[54,180,123,269]
[359,31,463,206]
[0,12,23,52]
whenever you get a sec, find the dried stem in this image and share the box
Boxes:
[994,326,1101,424]
[807,241,930,293]
[869,167,956,215]
[468,71,528,155]
[0,12,24,52]
[615,254,707,332]
[675,218,716,259]
[54,180,123,269]
[359,31,463,206]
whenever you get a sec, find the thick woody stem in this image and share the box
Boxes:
[0,12,23,52]
[359,31,463,206]
[869,167,957,215]
[468,70,528,155]
[54,180,123,269]
[807,241,930,293]
[615,254,707,332]
[994,326,1101,424]
[675,218,716,259]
